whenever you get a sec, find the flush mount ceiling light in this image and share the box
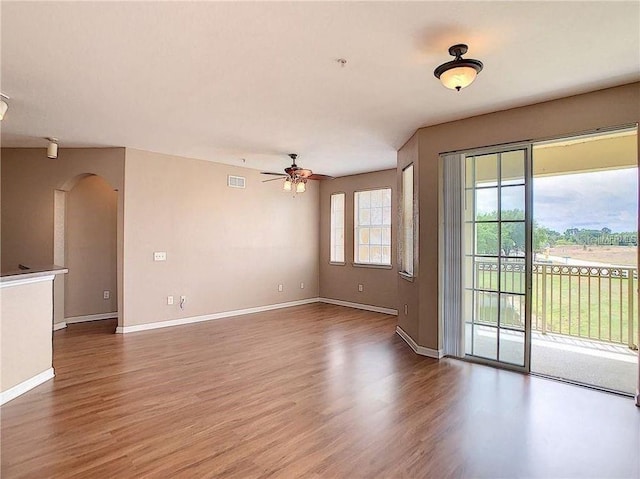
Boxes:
[0,93,9,120]
[46,137,59,159]
[434,44,483,91]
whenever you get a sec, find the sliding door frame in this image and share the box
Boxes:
[460,142,533,374]
[441,124,638,398]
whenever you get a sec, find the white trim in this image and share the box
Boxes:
[0,368,55,406]
[65,312,118,324]
[396,326,444,359]
[319,298,398,315]
[0,274,55,288]
[53,321,67,331]
[115,298,320,334]
[399,271,414,282]
[351,263,393,270]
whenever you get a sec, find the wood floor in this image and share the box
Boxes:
[1,303,639,478]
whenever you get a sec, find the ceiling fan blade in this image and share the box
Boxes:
[308,174,335,180]
[261,171,287,176]
[262,176,287,183]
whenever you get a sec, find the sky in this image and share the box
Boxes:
[533,167,638,233]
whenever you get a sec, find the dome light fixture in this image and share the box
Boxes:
[434,44,483,91]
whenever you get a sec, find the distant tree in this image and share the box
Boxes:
[532,224,561,251]
[475,219,498,255]
[476,210,526,255]
[562,229,577,244]
[473,211,634,254]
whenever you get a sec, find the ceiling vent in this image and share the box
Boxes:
[227,175,246,189]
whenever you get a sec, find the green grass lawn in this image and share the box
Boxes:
[473,265,638,347]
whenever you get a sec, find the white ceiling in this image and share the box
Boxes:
[1,1,639,177]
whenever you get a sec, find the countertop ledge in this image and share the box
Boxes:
[1,265,68,282]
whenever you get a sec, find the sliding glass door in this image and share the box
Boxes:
[464,147,532,370]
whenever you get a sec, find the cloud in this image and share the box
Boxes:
[533,168,638,233]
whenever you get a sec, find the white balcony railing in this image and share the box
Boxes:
[475,261,638,349]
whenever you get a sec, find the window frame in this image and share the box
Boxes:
[353,187,393,268]
[329,192,346,265]
[400,164,414,279]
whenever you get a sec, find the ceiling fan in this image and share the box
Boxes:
[261,154,334,193]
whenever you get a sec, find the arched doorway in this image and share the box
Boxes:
[53,174,119,329]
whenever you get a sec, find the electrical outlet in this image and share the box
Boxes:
[167,295,174,305]
[278,284,283,292]
[300,282,304,289]
[358,284,364,292]
[404,304,408,315]
[154,251,167,261]
[103,290,110,300]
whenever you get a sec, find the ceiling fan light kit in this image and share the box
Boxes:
[434,44,483,91]
[261,153,334,194]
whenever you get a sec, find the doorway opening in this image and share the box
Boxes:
[530,128,638,394]
[446,126,639,397]
[53,174,118,329]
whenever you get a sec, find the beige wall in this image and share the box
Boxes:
[122,149,319,327]
[65,175,118,317]
[0,148,125,325]
[398,82,640,351]
[319,169,397,310]
[1,279,53,392]
[1,148,124,270]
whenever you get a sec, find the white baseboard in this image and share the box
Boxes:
[115,298,320,334]
[319,298,398,316]
[115,297,399,335]
[53,321,67,331]
[1,368,55,406]
[396,326,444,359]
[65,312,118,324]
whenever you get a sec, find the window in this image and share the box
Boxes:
[401,164,414,276]
[330,193,345,263]
[354,188,392,265]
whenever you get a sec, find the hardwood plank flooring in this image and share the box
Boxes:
[1,303,639,478]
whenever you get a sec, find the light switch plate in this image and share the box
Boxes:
[154,252,167,261]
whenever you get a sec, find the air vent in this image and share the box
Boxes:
[227,175,246,189]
